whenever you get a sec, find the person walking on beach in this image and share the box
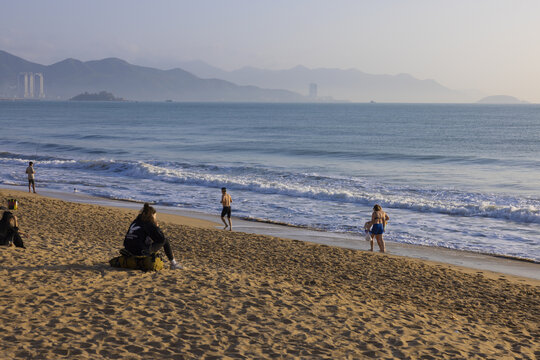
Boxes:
[0,211,26,248]
[367,204,389,253]
[26,161,36,193]
[220,187,232,230]
[123,203,182,269]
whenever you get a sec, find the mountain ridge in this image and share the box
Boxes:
[1,50,497,103]
[176,60,475,103]
[0,50,306,102]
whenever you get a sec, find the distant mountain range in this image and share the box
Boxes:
[176,61,477,103]
[0,50,306,102]
[0,49,495,103]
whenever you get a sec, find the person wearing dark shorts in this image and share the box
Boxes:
[220,187,232,231]
[221,206,231,219]
[26,161,36,193]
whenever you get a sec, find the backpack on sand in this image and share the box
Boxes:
[109,251,164,272]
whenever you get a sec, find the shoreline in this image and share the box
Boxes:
[1,187,538,358]
[239,215,539,264]
[2,184,539,282]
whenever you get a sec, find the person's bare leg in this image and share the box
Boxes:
[32,183,36,193]
[221,217,228,229]
[28,182,31,193]
[376,234,386,253]
[370,235,374,251]
[227,217,232,231]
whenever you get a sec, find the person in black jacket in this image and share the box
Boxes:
[124,203,181,269]
[0,211,26,248]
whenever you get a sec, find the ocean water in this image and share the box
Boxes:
[1,101,539,261]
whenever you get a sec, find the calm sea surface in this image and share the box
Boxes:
[1,101,539,261]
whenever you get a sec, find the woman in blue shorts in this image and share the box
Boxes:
[369,204,389,253]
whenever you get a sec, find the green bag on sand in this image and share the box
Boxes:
[109,253,164,272]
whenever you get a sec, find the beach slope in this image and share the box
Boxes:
[0,190,538,359]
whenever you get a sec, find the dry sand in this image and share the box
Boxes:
[0,189,538,359]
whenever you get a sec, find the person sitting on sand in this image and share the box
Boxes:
[366,204,389,253]
[0,211,26,248]
[220,187,232,231]
[123,203,181,269]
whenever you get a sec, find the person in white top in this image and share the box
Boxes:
[25,161,36,193]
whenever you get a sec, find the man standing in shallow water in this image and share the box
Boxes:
[220,187,232,231]
[26,161,36,193]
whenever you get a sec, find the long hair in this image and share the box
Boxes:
[373,204,382,212]
[138,203,157,224]
[0,211,15,225]
[0,211,15,232]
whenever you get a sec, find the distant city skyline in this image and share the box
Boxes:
[1,0,539,102]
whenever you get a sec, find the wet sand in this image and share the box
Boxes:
[1,189,538,359]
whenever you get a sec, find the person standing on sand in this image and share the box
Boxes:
[220,187,232,230]
[366,204,389,253]
[26,161,36,193]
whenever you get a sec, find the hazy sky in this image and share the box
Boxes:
[1,0,539,101]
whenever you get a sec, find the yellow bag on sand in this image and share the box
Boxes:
[7,199,18,210]
[109,253,164,272]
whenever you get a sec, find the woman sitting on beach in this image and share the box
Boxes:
[123,203,181,269]
[366,204,389,253]
[0,211,26,248]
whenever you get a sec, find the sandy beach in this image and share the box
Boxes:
[0,189,538,359]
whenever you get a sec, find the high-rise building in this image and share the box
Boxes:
[35,73,45,98]
[18,73,29,98]
[28,73,34,98]
[309,83,318,99]
[18,72,45,98]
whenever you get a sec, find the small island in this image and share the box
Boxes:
[70,91,124,101]
[477,95,528,104]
